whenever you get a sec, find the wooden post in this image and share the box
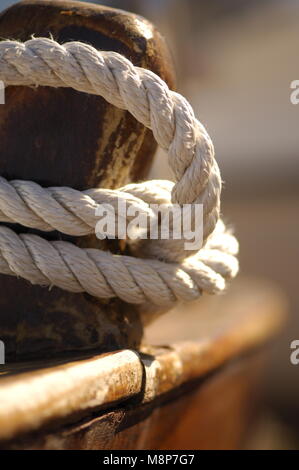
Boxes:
[0,0,175,360]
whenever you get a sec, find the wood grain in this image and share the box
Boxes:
[0,279,285,446]
[0,355,269,450]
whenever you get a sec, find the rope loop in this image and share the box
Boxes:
[0,38,239,308]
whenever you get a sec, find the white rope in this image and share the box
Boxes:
[0,37,239,307]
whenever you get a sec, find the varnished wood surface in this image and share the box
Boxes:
[0,354,268,450]
[0,279,286,445]
[0,0,175,360]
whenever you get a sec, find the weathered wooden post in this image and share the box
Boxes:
[0,0,175,360]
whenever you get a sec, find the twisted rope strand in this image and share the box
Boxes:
[0,38,239,307]
[0,225,234,306]
[0,38,221,238]
[0,176,156,236]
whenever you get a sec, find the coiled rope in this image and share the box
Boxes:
[0,37,239,307]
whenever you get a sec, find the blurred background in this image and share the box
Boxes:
[1,0,298,449]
